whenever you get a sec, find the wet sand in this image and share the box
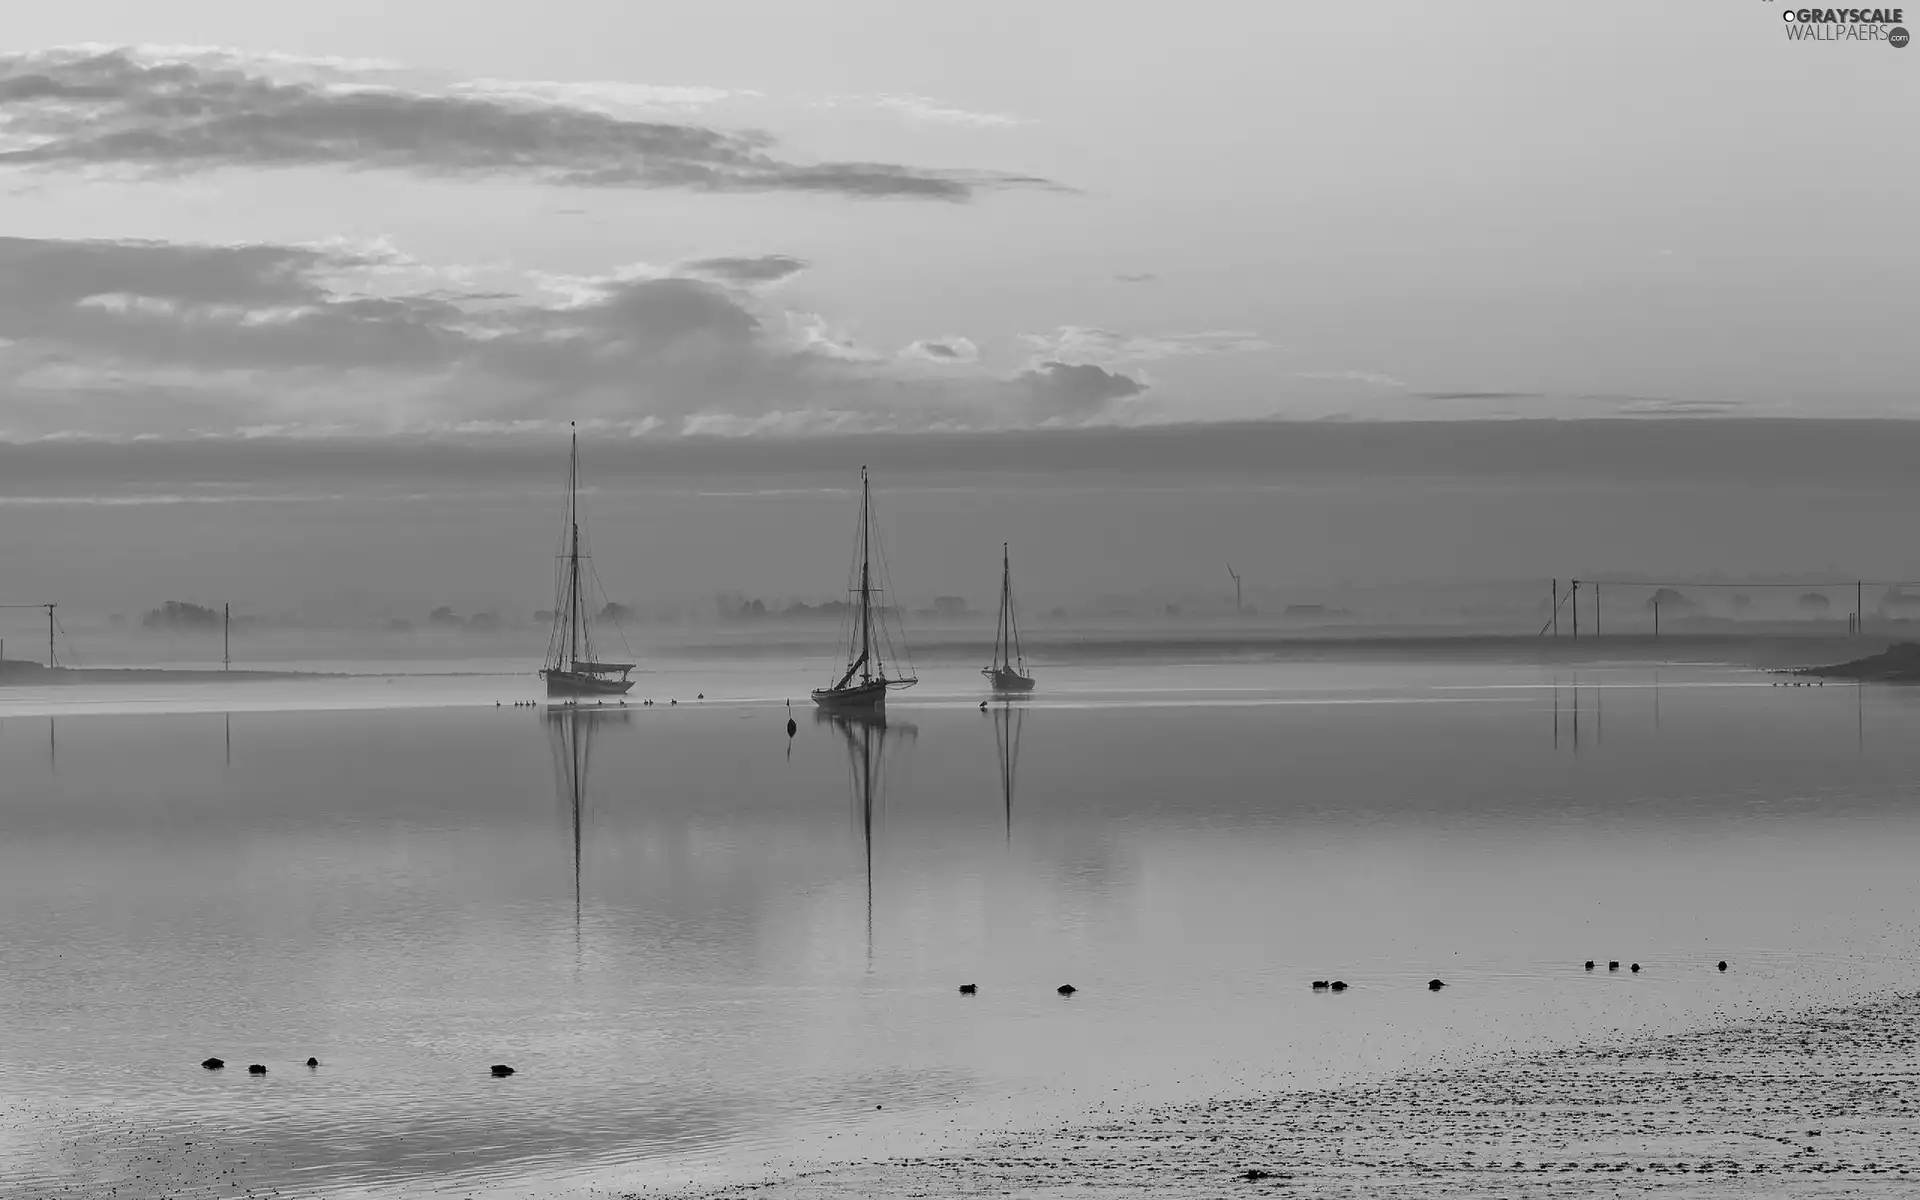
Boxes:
[666,989,1920,1198]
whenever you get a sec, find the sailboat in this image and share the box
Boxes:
[982,542,1035,692]
[541,425,636,698]
[812,468,917,712]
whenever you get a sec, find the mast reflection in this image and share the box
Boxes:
[546,703,633,933]
[816,709,916,956]
[989,700,1025,842]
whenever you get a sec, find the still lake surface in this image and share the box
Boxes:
[4,657,1920,1197]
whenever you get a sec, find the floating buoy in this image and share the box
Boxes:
[1056,983,1077,995]
[958,984,977,995]
[491,1064,516,1077]
[201,1057,224,1070]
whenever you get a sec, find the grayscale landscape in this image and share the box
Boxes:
[1,2,1916,1197]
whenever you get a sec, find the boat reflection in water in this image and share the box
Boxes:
[988,700,1025,841]
[816,709,917,954]
[546,703,633,932]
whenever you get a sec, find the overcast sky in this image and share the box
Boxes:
[3,0,1915,443]
[0,2,1914,618]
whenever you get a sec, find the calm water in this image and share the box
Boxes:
[4,658,1920,1198]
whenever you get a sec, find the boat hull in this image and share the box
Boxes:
[983,667,1036,693]
[543,670,635,697]
[812,679,889,712]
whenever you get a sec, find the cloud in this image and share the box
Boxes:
[816,93,1034,129]
[900,337,980,364]
[0,235,1181,439]
[1015,361,1145,418]
[1297,370,1409,389]
[1115,272,1158,284]
[677,255,810,286]
[1018,326,1270,365]
[1418,391,1541,402]
[0,46,1053,200]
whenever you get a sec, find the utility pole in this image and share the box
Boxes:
[1595,584,1602,638]
[1571,581,1579,639]
[1653,596,1660,639]
[1226,565,1242,615]
[46,603,55,668]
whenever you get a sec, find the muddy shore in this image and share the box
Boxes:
[663,990,1920,1198]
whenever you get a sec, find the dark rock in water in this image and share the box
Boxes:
[1631,963,1641,973]
[1428,978,1446,990]
[958,983,977,994]
[1584,961,1595,970]
[1718,960,1729,971]
[1330,980,1348,992]
[1609,961,1620,970]
[201,1057,224,1070]
[1311,980,1329,990]
[306,1057,319,1067]
[1056,984,1077,995]
[491,1064,516,1077]
[247,1064,266,1074]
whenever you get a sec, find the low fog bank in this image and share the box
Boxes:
[8,578,1912,670]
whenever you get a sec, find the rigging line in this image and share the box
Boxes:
[585,558,637,660]
[868,490,915,681]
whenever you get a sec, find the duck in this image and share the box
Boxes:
[1428,979,1446,991]
[201,1057,224,1070]
[1310,980,1330,990]
[306,1057,319,1067]
[1631,963,1641,973]
[1584,961,1595,970]
[958,984,977,995]
[491,1064,516,1077]
[1329,980,1348,992]
[1608,961,1620,971]
[1717,960,1728,971]
[1057,984,1078,995]
[247,1064,266,1075]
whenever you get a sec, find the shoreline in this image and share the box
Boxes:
[0,661,348,686]
[664,986,1920,1198]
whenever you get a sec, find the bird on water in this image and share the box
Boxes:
[959,984,977,994]
[1057,983,1077,995]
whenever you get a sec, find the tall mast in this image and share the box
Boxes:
[859,467,872,684]
[568,424,581,672]
[996,543,1010,670]
[1006,545,1023,672]
[46,603,55,669]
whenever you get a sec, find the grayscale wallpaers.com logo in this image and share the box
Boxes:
[1774,6,1910,45]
